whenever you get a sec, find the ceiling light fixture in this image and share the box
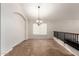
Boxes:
[36,5,43,26]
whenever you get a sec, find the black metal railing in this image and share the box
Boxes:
[54,31,79,50]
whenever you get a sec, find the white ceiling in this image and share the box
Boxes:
[20,3,79,21]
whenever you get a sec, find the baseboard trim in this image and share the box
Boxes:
[1,48,13,56]
[53,37,77,56]
[1,39,27,56]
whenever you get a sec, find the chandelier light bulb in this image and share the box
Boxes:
[40,20,43,23]
[36,20,39,23]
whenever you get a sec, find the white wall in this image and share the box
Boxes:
[0,4,1,55]
[53,4,79,33]
[53,20,79,33]
[25,18,28,40]
[1,3,28,55]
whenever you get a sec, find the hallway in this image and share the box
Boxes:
[1,3,79,56]
[5,39,74,56]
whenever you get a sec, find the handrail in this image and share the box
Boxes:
[54,31,79,35]
[53,31,79,50]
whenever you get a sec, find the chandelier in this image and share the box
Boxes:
[36,5,43,26]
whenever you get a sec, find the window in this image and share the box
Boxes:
[33,23,47,35]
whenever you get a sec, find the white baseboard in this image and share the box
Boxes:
[1,39,26,56]
[53,37,78,56]
[1,48,13,56]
